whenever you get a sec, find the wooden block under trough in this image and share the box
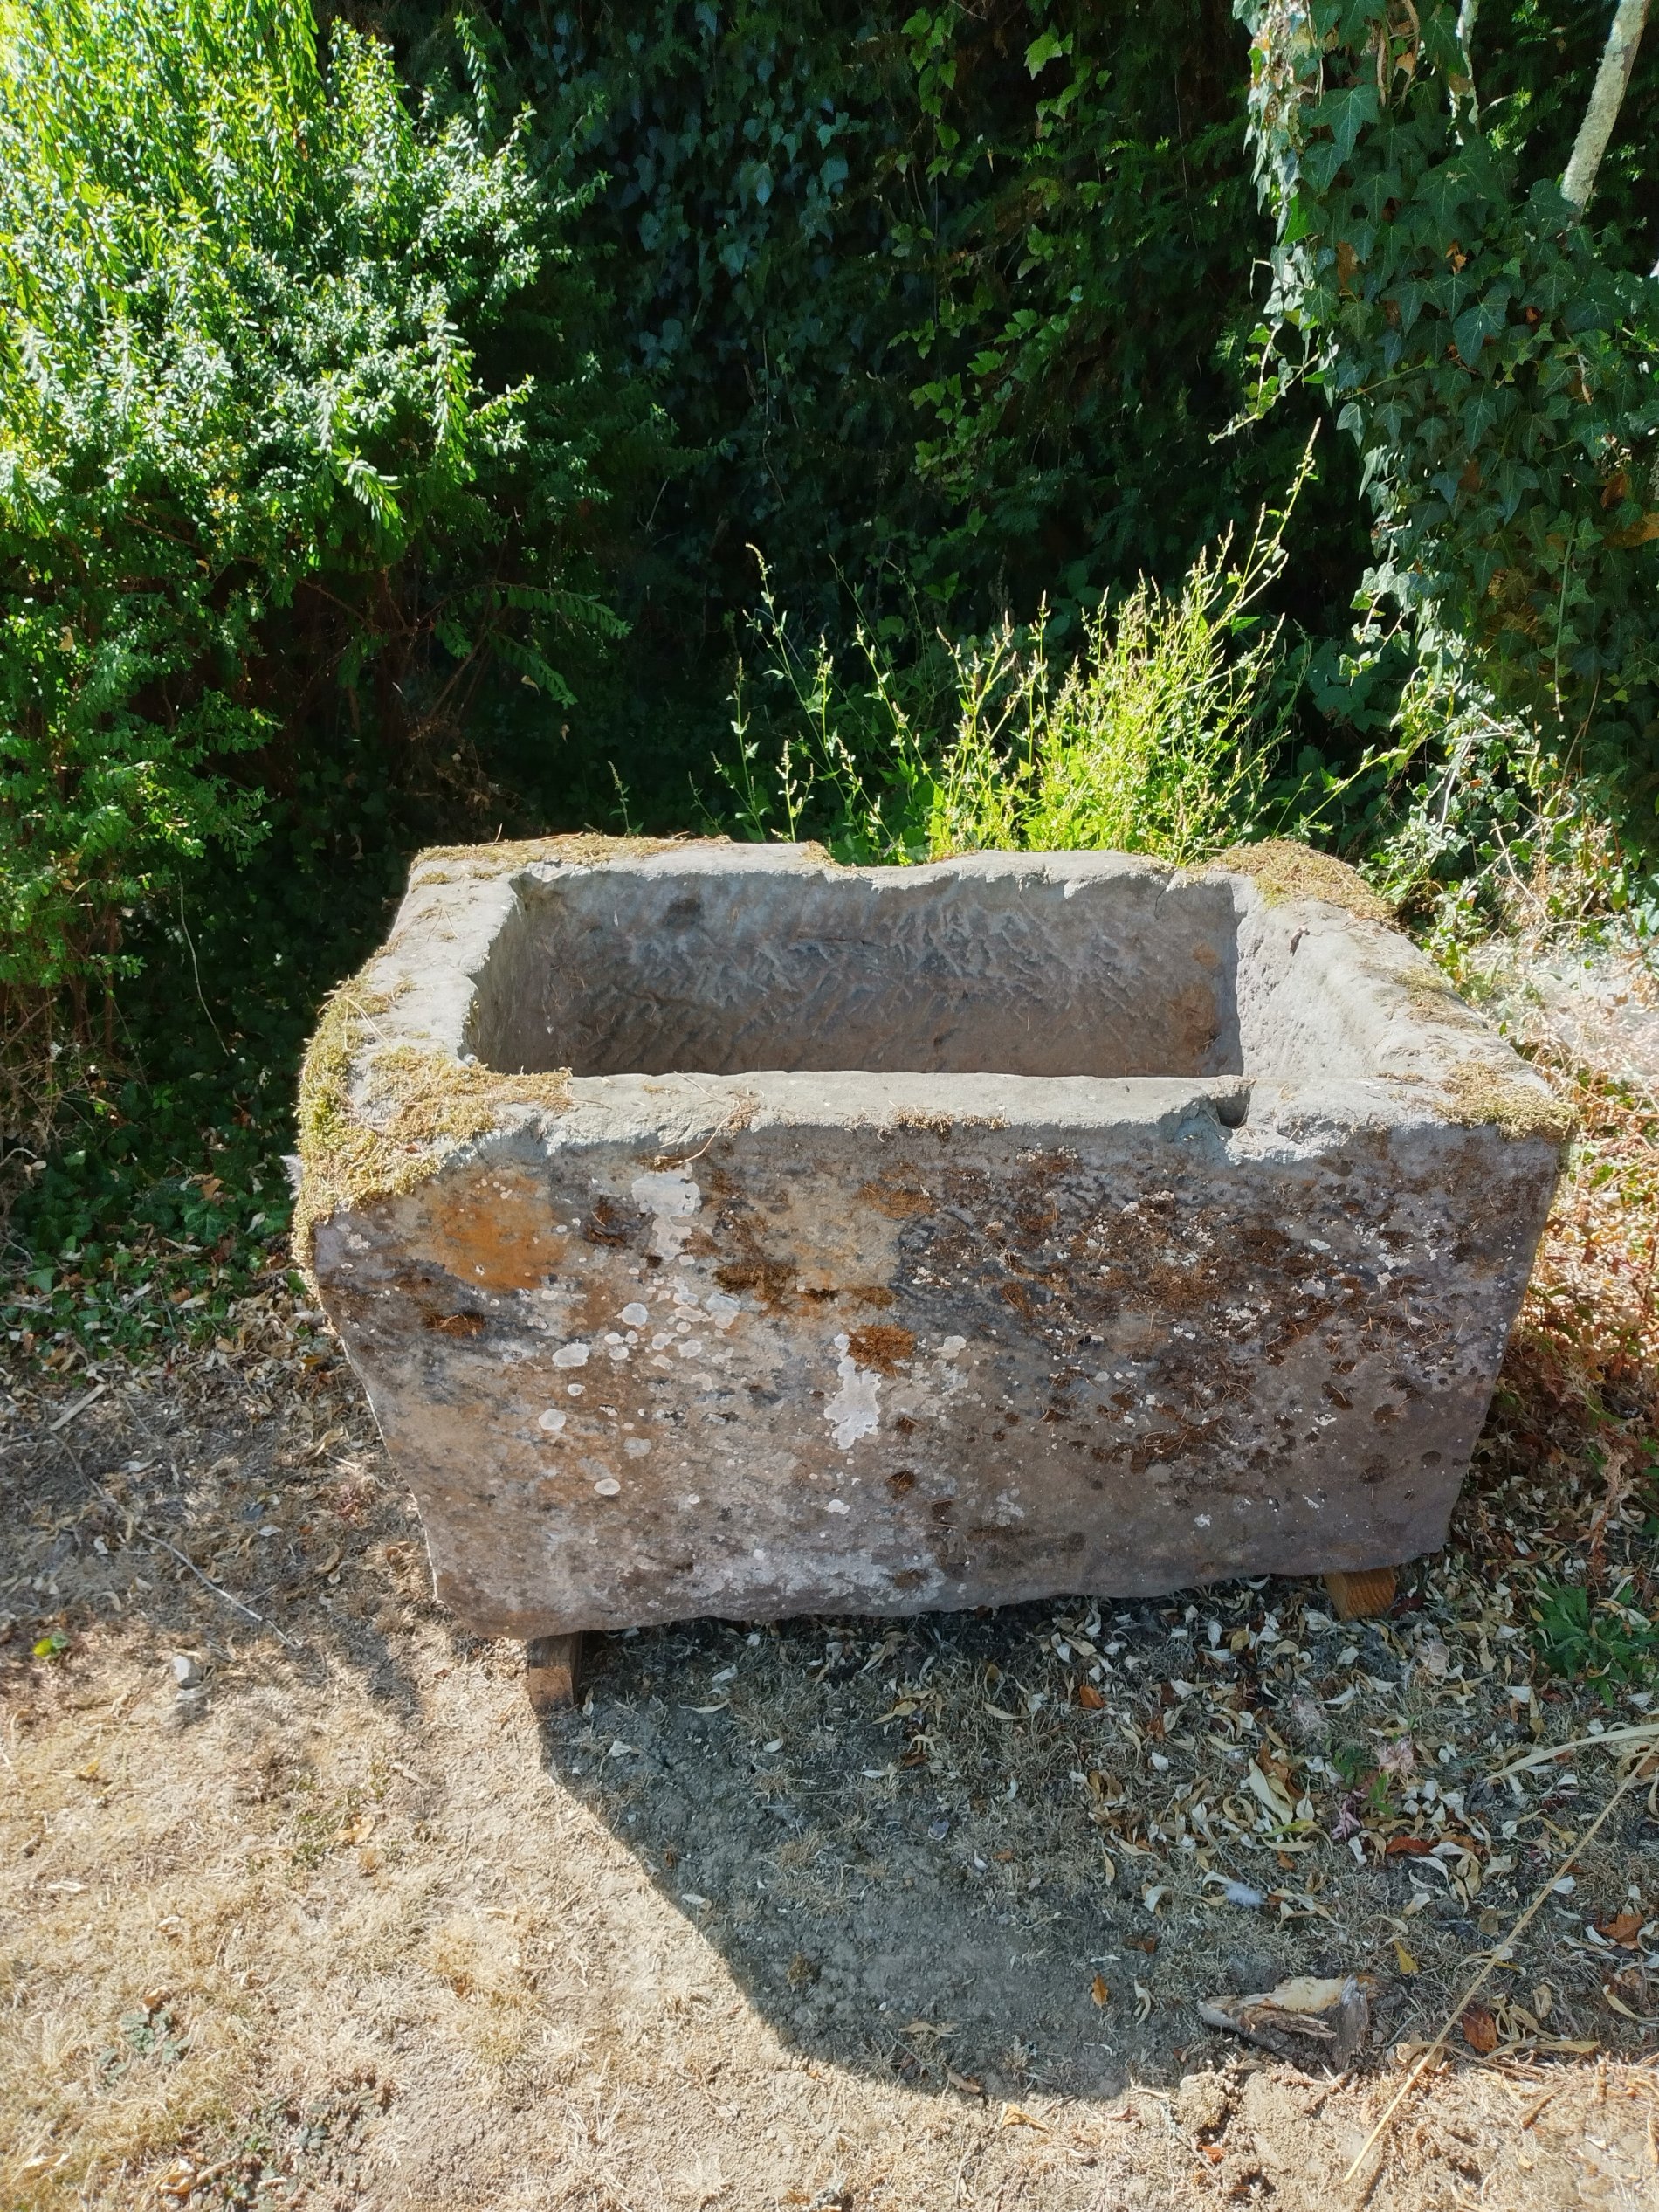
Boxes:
[1323,1567,1398,1622]
[525,1632,585,1714]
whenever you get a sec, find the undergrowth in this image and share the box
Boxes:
[8,469,1659,1376]
[716,462,1321,866]
[1532,1576,1659,1700]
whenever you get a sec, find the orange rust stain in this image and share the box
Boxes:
[423,1310,485,1338]
[416,1166,567,1292]
[569,1273,629,1336]
[847,1322,916,1374]
[716,1258,796,1306]
[857,1178,933,1219]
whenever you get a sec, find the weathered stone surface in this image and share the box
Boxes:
[301,840,1568,1637]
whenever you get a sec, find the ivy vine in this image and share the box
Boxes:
[1238,0,1659,791]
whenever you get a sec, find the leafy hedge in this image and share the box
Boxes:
[9,0,1659,1354]
[0,0,630,1031]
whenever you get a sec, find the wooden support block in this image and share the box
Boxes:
[1322,1567,1399,1623]
[525,1632,585,1715]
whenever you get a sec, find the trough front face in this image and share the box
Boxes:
[303,841,1569,1637]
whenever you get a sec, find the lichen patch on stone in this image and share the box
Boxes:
[1214,838,1394,925]
[844,1322,917,1375]
[826,1336,883,1450]
[630,1171,701,1260]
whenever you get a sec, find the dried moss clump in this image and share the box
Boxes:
[406,830,841,886]
[1402,977,1487,1031]
[292,979,572,1270]
[1214,838,1394,926]
[408,831,695,885]
[1441,1059,1578,1144]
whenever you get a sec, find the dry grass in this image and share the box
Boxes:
[1212,839,1395,925]
[3,1044,1659,2211]
[1514,1063,1659,1395]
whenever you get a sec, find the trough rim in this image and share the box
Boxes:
[293,837,1573,1272]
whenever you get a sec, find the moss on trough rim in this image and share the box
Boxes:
[292,977,573,1273]
[407,830,698,881]
[1213,838,1394,926]
[296,831,1564,1273]
[1440,1059,1578,1144]
[295,836,760,1268]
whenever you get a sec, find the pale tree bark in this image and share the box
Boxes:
[1456,0,1481,116]
[1560,0,1650,217]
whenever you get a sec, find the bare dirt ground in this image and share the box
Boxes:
[3,1045,1659,2210]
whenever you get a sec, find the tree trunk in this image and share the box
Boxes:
[1456,0,1480,114]
[1561,0,1650,217]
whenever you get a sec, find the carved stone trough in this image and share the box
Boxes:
[299,837,1568,1650]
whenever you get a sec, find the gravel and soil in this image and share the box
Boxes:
[3,1040,1658,2210]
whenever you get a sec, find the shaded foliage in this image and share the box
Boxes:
[1238,0,1659,796]
[10,0,1659,1354]
[486,0,1367,641]
[0,0,639,1026]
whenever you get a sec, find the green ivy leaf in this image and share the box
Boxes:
[1023,30,1068,75]
[1451,290,1507,365]
[1308,82,1379,167]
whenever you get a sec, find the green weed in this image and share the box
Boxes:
[1531,1578,1659,1703]
[719,448,1322,869]
[1332,1741,1372,1788]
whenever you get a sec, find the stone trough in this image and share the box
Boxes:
[299,837,1569,1654]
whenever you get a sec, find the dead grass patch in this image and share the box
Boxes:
[1213,838,1395,924]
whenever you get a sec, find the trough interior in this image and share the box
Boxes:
[469,864,1258,1081]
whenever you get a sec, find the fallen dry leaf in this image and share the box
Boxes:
[1602,1985,1655,2022]
[1199,1975,1371,2068]
[1091,1974,1110,2008]
[1077,1681,1106,1710]
[1598,1911,1642,1947]
[1461,2005,1499,2055]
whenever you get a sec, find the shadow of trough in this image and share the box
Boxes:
[539,1595,1458,2103]
[522,1278,1659,2102]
